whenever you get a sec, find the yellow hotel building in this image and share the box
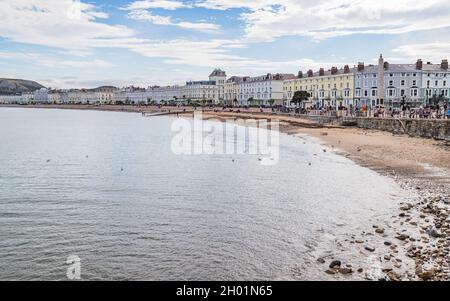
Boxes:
[283,65,356,108]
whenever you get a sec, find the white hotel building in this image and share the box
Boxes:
[421,60,449,105]
[355,56,449,108]
[138,69,227,104]
[238,73,296,105]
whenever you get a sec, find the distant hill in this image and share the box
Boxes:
[0,78,45,95]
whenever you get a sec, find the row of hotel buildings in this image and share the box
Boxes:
[1,55,449,108]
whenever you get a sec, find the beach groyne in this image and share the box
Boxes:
[356,117,450,140]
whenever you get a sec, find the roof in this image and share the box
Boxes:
[310,67,357,77]
[226,76,247,83]
[243,73,296,83]
[209,69,227,77]
[358,63,449,73]
[422,63,450,72]
[186,80,216,86]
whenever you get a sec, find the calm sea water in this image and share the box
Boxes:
[0,108,406,280]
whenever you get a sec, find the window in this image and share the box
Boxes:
[435,81,439,86]
[401,80,405,86]
[444,81,447,87]
[401,89,405,96]
[413,80,417,86]
[371,90,377,97]
[389,80,394,86]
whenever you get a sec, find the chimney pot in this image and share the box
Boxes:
[416,59,423,70]
[344,65,350,73]
[441,59,448,69]
[357,62,365,72]
[319,68,325,76]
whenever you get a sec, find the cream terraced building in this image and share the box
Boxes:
[224,76,247,105]
[283,66,355,108]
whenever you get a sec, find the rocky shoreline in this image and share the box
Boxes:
[317,175,449,281]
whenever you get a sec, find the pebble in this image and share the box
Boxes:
[418,269,436,281]
[329,260,341,269]
[396,234,409,241]
[339,268,353,275]
[428,228,440,238]
[365,246,375,252]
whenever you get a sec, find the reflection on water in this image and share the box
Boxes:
[0,108,405,280]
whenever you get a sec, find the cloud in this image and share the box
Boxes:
[124,0,190,11]
[0,50,114,68]
[194,0,450,42]
[393,42,450,62]
[128,9,220,33]
[0,0,136,50]
[128,39,346,75]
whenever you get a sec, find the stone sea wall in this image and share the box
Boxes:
[356,118,450,140]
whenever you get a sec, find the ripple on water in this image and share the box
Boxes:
[0,108,408,280]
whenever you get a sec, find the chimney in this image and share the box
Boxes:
[297,71,303,78]
[319,68,325,76]
[331,67,338,75]
[384,61,389,70]
[357,62,365,72]
[416,59,423,70]
[307,69,313,77]
[344,65,350,74]
[441,59,448,69]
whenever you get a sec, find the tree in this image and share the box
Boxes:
[268,99,275,107]
[291,91,310,106]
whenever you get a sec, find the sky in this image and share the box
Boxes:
[0,0,449,89]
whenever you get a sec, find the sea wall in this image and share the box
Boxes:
[356,118,450,140]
